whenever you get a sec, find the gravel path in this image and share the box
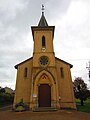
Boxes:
[0,110,90,120]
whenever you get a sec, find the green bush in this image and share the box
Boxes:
[15,99,29,111]
[0,93,14,107]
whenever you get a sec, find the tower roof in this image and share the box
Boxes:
[38,13,48,27]
[31,5,55,40]
[38,5,48,27]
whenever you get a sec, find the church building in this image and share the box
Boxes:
[13,7,76,111]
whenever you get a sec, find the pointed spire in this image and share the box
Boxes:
[38,5,48,27]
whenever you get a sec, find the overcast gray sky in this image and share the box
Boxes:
[0,0,90,90]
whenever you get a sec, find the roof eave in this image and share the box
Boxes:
[14,57,33,69]
[55,57,73,68]
[31,26,55,41]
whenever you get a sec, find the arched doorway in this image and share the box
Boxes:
[38,84,51,107]
[33,70,56,108]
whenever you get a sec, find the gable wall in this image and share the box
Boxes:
[14,59,33,106]
[55,59,76,109]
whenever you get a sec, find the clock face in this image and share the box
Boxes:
[42,47,46,52]
[39,56,49,66]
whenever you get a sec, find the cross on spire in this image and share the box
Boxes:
[38,4,48,26]
[42,4,45,15]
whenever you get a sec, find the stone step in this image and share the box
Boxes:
[33,107,57,112]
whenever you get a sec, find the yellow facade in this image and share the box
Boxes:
[13,12,76,110]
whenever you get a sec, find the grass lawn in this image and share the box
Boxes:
[76,99,90,113]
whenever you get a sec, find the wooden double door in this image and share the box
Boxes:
[38,84,51,107]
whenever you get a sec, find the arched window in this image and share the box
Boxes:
[42,36,45,47]
[24,67,28,78]
[60,67,64,78]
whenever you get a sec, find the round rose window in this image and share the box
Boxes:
[39,56,49,66]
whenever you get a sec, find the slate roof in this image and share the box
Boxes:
[15,57,73,69]
[38,12,48,27]
[55,57,73,68]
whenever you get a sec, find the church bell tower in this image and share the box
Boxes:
[31,5,55,68]
[31,5,59,108]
